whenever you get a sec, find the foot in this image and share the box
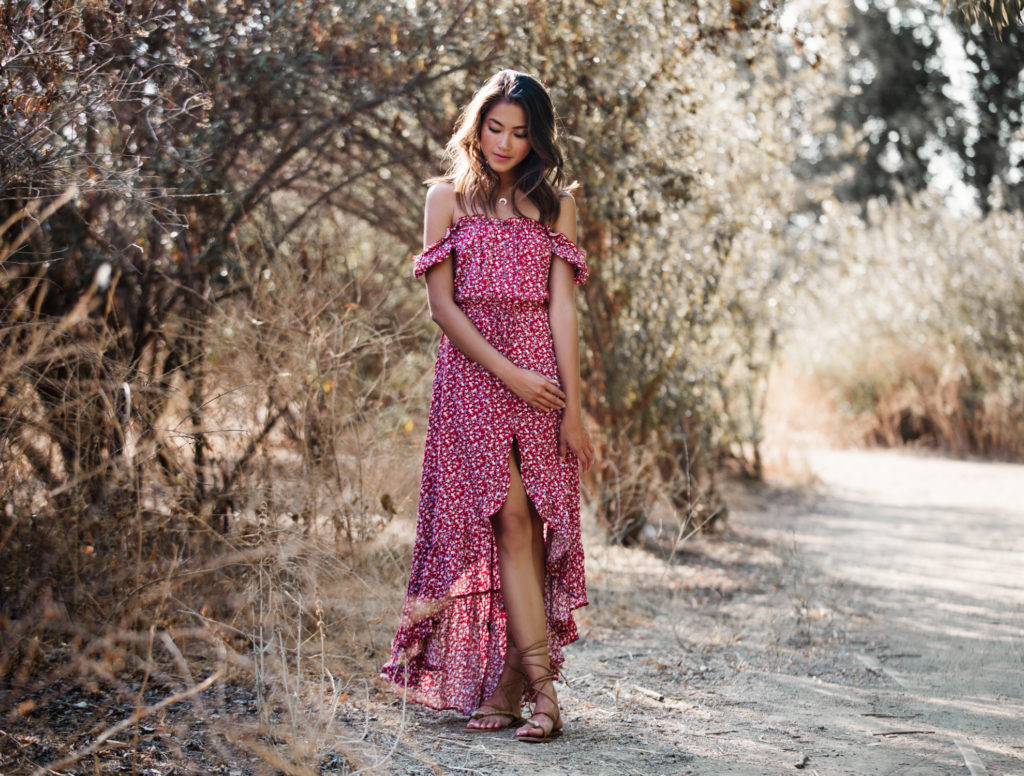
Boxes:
[514,685,562,742]
[465,660,525,731]
[514,639,563,743]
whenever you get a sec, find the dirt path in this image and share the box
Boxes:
[370,449,1024,775]
[778,449,1024,775]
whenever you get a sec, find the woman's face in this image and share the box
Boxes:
[479,100,531,181]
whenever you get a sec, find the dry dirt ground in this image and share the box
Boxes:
[366,449,1024,776]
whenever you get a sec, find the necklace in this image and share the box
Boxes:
[497,189,513,207]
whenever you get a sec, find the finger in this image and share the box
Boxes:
[544,379,566,399]
[541,394,564,410]
[580,445,594,472]
[543,383,566,402]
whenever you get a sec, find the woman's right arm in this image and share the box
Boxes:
[421,184,566,412]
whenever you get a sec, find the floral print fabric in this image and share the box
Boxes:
[380,214,589,714]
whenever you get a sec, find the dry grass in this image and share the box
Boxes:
[0,208,429,773]
[789,195,1024,463]
[0,526,417,774]
[811,338,1024,461]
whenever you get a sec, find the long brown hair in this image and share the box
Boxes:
[432,69,572,226]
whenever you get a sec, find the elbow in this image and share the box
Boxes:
[427,298,450,327]
[428,302,444,325]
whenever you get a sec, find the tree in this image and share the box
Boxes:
[1,0,485,610]
[825,0,1022,211]
[428,0,817,538]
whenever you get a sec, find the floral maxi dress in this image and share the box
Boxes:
[380,213,590,714]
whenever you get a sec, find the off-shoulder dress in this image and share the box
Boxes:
[380,213,590,714]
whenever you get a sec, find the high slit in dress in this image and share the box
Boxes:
[380,213,590,714]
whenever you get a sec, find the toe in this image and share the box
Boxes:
[514,719,542,738]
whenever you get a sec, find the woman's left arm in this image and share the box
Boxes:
[548,195,595,472]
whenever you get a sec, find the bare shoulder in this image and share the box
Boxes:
[552,191,578,242]
[425,181,457,220]
[423,182,456,247]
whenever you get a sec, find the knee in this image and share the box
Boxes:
[492,507,533,553]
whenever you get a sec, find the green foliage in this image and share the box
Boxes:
[826,0,1023,211]
[4,0,1017,556]
[434,1,813,537]
[958,22,1024,210]
[1,0,813,559]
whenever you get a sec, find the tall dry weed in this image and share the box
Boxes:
[1,203,427,772]
[790,193,1024,460]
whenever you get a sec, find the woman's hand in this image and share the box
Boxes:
[559,413,595,472]
[503,367,566,411]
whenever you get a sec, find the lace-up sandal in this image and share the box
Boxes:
[466,652,526,732]
[514,639,564,743]
[465,704,524,731]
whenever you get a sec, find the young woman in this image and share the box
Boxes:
[381,69,594,743]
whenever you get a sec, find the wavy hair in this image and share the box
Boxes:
[432,69,573,226]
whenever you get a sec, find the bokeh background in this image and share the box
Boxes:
[1,0,1021,771]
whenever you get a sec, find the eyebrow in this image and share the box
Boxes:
[487,117,528,130]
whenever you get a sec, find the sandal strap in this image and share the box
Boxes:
[517,638,551,661]
[514,637,562,730]
[518,639,556,699]
[519,708,562,739]
[470,707,520,721]
[524,709,559,727]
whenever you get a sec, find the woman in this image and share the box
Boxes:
[381,69,594,743]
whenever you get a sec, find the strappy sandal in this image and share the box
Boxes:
[466,649,526,732]
[514,639,564,743]
[465,704,524,731]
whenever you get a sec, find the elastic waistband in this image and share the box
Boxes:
[458,298,547,309]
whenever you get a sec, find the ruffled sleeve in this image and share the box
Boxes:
[412,228,456,279]
[548,230,589,285]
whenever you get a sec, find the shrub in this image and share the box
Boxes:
[793,194,1024,459]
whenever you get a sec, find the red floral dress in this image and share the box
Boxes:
[380,213,590,714]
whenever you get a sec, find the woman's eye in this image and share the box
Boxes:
[515,133,527,139]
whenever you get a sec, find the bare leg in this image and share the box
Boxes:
[485,449,560,739]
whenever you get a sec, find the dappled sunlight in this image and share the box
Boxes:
[2,0,1022,772]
